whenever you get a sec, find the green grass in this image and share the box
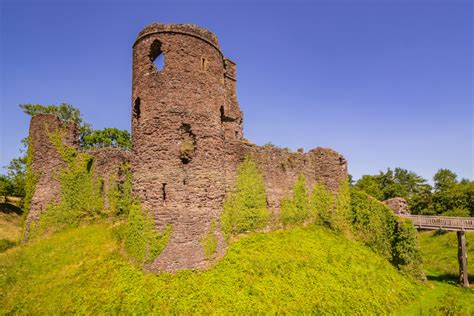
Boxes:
[0,223,418,314]
[0,204,22,252]
[398,231,474,315]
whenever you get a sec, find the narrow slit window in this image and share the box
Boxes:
[200,57,208,71]
[162,183,167,202]
[133,97,141,120]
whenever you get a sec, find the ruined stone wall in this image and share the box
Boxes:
[85,147,131,209]
[131,22,348,272]
[24,115,132,239]
[24,114,79,239]
[242,144,347,212]
[132,23,232,271]
[383,197,410,215]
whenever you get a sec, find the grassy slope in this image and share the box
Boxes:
[398,231,474,315]
[0,224,417,314]
[0,204,23,252]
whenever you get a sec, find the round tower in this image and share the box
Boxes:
[132,23,236,271]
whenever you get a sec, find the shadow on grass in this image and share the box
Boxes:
[427,273,474,286]
[0,203,22,215]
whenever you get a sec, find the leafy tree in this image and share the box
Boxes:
[82,128,131,149]
[433,169,457,192]
[0,175,13,196]
[353,175,383,200]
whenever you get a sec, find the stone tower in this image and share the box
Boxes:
[132,23,242,271]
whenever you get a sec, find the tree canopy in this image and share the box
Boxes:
[354,168,473,217]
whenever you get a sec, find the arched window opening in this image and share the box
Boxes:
[133,97,141,120]
[149,40,165,71]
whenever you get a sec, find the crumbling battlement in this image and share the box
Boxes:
[135,23,220,51]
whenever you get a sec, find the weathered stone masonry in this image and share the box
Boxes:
[132,23,347,272]
[24,115,130,239]
[26,22,347,271]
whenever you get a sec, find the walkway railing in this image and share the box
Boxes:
[398,214,474,232]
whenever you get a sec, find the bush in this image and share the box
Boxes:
[124,202,172,265]
[350,189,424,279]
[350,190,397,258]
[280,174,309,226]
[221,155,269,235]
[334,178,351,232]
[309,181,335,226]
[392,218,425,280]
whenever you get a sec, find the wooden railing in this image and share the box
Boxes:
[398,214,474,232]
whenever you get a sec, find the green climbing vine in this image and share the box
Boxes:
[124,201,172,265]
[280,174,309,226]
[221,155,269,236]
[34,127,104,234]
[21,137,38,230]
[202,219,218,258]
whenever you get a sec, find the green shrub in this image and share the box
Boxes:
[350,189,397,258]
[221,155,269,235]
[392,218,424,280]
[280,174,309,226]
[310,181,335,227]
[334,178,351,232]
[124,202,171,265]
[202,219,218,258]
[350,189,424,279]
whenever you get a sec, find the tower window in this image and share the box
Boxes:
[149,40,165,71]
[162,183,167,202]
[200,57,208,71]
[133,97,141,120]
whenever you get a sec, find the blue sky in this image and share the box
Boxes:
[1,0,472,182]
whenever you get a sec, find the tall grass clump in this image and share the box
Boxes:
[280,174,309,226]
[221,155,269,236]
[124,202,172,265]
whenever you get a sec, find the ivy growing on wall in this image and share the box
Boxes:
[201,219,218,259]
[309,181,335,227]
[34,128,104,234]
[221,155,269,236]
[124,202,172,265]
[280,174,309,226]
[21,137,38,228]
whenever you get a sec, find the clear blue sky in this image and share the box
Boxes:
[1,0,472,182]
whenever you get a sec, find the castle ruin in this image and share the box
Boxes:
[25,23,347,271]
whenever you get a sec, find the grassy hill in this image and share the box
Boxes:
[0,202,22,252]
[1,223,418,314]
